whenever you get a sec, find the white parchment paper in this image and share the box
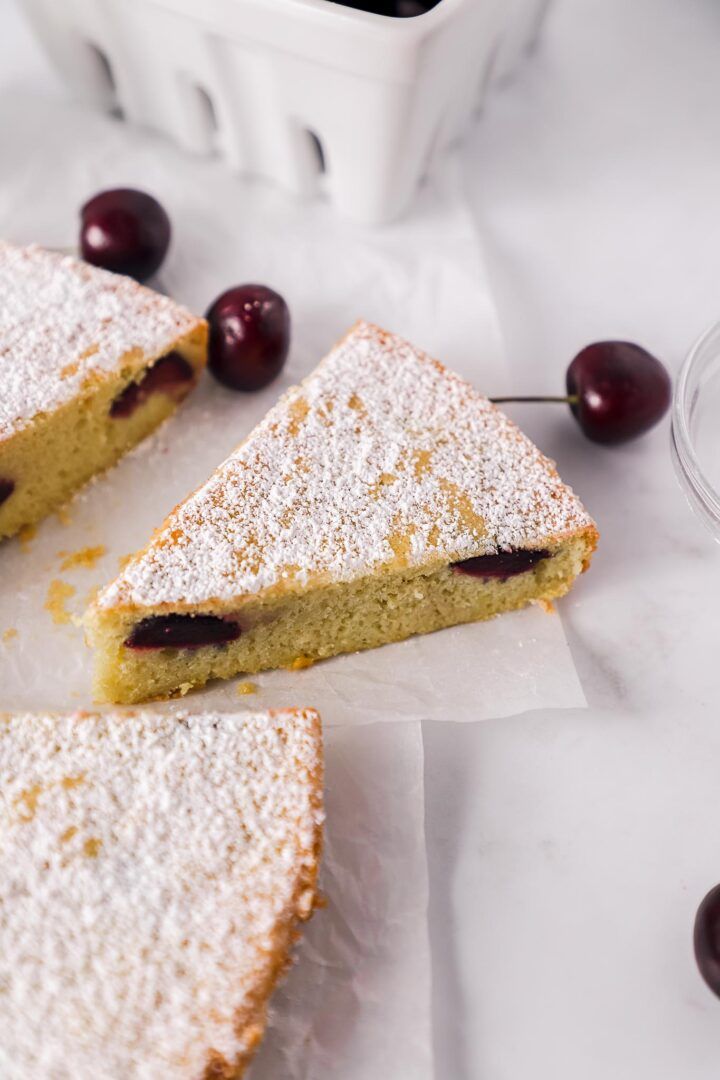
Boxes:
[252,722,432,1080]
[0,47,587,1080]
[0,91,585,720]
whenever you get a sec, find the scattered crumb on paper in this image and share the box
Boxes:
[83,837,102,858]
[44,580,77,625]
[18,524,37,551]
[237,681,257,696]
[2,627,17,644]
[59,545,107,571]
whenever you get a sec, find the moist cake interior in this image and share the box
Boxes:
[91,535,593,704]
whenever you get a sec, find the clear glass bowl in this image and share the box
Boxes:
[672,321,720,541]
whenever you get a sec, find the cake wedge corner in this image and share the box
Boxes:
[0,241,207,540]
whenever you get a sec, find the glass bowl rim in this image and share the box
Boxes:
[672,319,720,528]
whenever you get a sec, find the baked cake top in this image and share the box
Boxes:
[0,242,202,441]
[0,707,323,1077]
[98,321,594,611]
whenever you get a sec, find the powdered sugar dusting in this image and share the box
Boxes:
[0,242,202,440]
[99,321,594,610]
[0,706,323,1079]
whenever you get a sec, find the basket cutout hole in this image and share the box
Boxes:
[195,84,220,139]
[180,78,221,154]
[306,130,327,175]
[85,43,122,116]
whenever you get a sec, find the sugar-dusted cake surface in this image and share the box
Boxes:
[0,707,323,1079]
[0,242,207,539]
[98,320,594,611]
[88,321,597,703]
[0,242,201,441]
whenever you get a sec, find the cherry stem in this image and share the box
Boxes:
[490,394,579,405]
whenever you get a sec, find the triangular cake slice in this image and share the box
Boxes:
[87,321,598,704]
[0,242,206,540]
[0,706,323,1078]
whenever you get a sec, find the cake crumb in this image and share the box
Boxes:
[117,553,133,571]
[173,683,193,698]
[56,505,73,527]
[534,598,556,615]
[59,545,107,571]
[44,580,77,625]
[2,627,18,644]
[18,523,37,551]
[15,783,43,822]
[62,774,85,790]
[288,656,315,671]
[237,681,257,696]
[83,837,102,859]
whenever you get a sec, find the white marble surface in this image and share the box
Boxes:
[4,0,720,1077]
[430,1,720,1077]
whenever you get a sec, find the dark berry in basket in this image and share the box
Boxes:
[330,0,439,15]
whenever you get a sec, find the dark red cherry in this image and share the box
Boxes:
[0,478,14,507]
[694,883,720,999]
[205,285,290,392]
[333,0,436,14]
[110,352,195,418]
[125,614,241,650]
[566,341,671,445]
[80,188,171,282]
[452,549,551,580]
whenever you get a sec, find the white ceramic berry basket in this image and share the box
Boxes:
[20,0,550,224]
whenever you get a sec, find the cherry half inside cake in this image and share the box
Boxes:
[110,352,195,419]
[452,549,551,581]
[125,614,241,650]
[0,478,14,507]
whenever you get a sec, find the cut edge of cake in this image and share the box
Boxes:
[0,242,207,540]
[86,320,598,703]
[0,706,324,1079]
